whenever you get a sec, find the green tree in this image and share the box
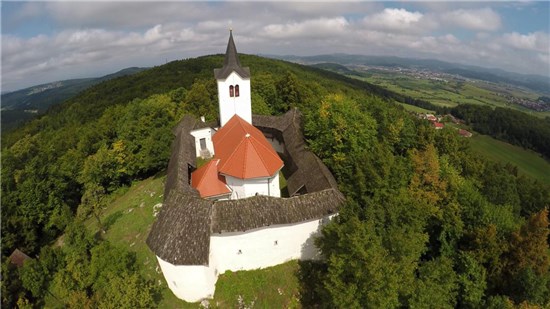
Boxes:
[79,184,107,233]
[252,72,280,113]
[251,92,272,115]
[96,273,158,309]
[184,79,218,120]
[305,93,377,181]
[409,257,458,308]
[275,71,300,113]
[319,207,401,308]
[455,251,487,308]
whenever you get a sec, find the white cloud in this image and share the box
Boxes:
[501,32,549,53]
[262,17,349,39]
[441,8,501,31]
[1,2,548,91]
[362,8,433,34]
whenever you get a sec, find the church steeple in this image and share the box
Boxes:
[215,31,252,127]
[214,30,250,80]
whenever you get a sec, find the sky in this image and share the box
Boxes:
[2,1,549,92]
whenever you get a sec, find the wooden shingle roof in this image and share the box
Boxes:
[253,109,339,195]
[8,249,31,267]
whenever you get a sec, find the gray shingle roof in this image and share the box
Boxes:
[9,249,31,267]
[214,31,251,80]
[147,110,344,265]
[212,189,343,234]
[253,109,339,195]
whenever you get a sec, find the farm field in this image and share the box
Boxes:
[352,70,550,118]
[469,134,550,183]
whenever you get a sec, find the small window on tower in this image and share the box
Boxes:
[229,85,234,97]
[235,85,240,97]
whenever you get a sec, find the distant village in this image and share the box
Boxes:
[495,93,550,112]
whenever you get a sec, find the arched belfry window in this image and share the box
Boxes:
[235,85,240,97]
[229,85,234,97]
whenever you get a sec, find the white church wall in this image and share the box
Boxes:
[269,173,281,198]
[225,174,281,199]
[217,72,252,126]
[225,176,246,199]
[209,215,334,274]
[156,256,217,303]
[190,127,215,158]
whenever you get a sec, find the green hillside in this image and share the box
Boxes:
[3,54,549,308]
[1,67,147,131]
[469,134,550,183]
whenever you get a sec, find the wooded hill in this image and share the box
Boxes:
[2,54,549,308]
[1,67,147,131]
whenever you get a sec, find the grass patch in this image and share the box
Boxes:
[83,175,192,308]
[213,261,302,308]
[196,156,212,168]
[396,102,434,114]
[469,134,550,183]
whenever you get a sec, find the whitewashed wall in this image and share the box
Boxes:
[156,257,217,303]
[158,214,335,303]
[210,215,333,273]
[225,173,280,199]
[190,127,215,158]
[217,72,252,126]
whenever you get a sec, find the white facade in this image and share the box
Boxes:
[225,172,281,199]
[156,258,216,303]
[190,127,215,158]
[158,215,334,302]
[217,72,252,126]
[209,216,333,273]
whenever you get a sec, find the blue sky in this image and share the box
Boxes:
[2,1,549,91]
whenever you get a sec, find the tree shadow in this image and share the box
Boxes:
[297,260,328,308]
[103,210,123,231]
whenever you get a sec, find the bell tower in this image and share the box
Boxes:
[214,30,252,127]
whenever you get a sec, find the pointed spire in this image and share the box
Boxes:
[223,29,241,67]
[214,30,251,80]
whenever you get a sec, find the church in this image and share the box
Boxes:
[147,31,344,302]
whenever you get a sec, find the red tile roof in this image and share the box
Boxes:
[191,159,232,198]
[433,122,444,128]
[213,115,283,179]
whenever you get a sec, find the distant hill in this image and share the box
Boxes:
[267,54,550,95]
[1,67,148,130]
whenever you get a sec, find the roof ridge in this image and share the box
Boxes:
[248,134,281,177]
[195,160,216,188]
[218,133,247,174]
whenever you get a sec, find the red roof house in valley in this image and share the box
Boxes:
[213,115,283,179]
[191,159,231,199]
[433,122,444,129]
